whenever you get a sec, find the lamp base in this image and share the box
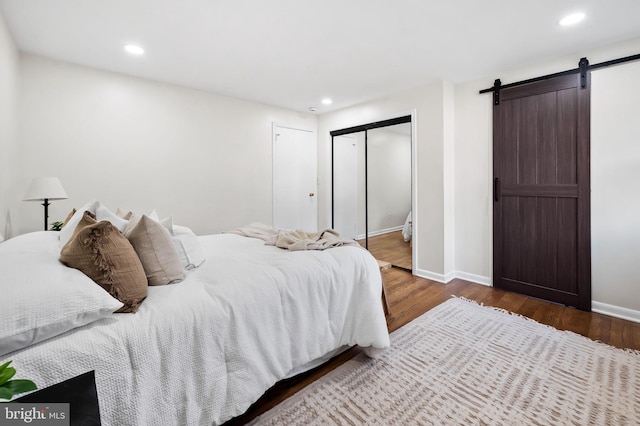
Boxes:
[42,198,50,231]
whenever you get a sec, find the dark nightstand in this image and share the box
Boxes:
[16,371,101,426]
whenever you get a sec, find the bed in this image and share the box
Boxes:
[0,203,390,425]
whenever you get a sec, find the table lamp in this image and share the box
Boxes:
[23,177,68,230]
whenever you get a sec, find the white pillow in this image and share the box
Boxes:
[96,203,128,231]
[0,231,123,357]
[170,225,205,269]
[172,233,206,269]
[173,224,196,236]
[59,200,127,247]
[58,200,95,246]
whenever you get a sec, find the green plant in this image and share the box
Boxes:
[50,221,64,231]
[0,361,37,400]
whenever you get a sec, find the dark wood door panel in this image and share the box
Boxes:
[498,278,580,307]
[502,88,578,187]
[557,197,579,294]
[537,196,559,290]
[500,196,578,293]
[500,73,580,101]
[501,184,577,197]
[493,72,590,311]
[557,89,578,184]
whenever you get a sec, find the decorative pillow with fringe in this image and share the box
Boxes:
[60,212,148,313]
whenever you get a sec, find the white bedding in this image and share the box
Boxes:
[1,232,389,425]
[402,211,412,242]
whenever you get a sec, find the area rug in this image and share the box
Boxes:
[249,297,640,425]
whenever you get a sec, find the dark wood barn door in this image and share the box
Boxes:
[493,73,591,311]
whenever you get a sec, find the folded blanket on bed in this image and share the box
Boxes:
[275,228,360,251]
[230,223,360,251]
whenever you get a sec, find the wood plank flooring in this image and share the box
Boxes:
[359,230,412,270]
[226,266,640,425]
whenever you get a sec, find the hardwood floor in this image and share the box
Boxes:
[359,230,412,270]
[226,268,640,425]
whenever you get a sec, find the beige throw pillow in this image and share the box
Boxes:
[127,215,184,286]
[60,214,148,313]
[115,207,133,220]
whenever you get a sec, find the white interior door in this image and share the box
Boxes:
[273,125,317,231]
[333,135,358,239]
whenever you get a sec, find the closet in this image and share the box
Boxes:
[331,115,413,270]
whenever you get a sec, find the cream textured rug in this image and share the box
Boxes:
[249,298,640,425]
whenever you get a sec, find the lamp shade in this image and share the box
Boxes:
[23,177,68,201]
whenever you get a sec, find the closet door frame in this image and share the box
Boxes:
[330,113,415,272]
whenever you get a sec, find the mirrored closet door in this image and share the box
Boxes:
[331,116,413,271]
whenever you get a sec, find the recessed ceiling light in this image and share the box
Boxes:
[560,12,585,26]
[124,44,145,55]
[321,98,333,105]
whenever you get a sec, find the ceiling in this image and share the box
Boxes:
[1,0,640,113]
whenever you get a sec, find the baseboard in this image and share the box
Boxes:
[356,225,404,241]
[454,271,492,286]
[592,301,640,324]
[417,268,638,323]
[444,270,456,283]
[414,268,446,284]
[414,269,491,286]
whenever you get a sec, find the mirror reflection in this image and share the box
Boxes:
[366,124,412,269]
[333,131,366,240]
[332,119,412,271]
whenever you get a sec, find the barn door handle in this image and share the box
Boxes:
[494,177,500,202]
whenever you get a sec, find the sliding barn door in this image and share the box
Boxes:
[493,73,591,311]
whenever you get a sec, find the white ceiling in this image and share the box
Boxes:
[1,0,640,113]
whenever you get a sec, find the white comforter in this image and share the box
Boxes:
[2,233,389,425]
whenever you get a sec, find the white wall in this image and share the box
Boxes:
[454,37,640,317]
[318,80,455,280]
[591,59,640,316]
[442,81,455,280]
[453,80,493,284]
[17,54,317,235]
[8,24,639,319]
[367,127,411,234]
[0,13,20,239]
